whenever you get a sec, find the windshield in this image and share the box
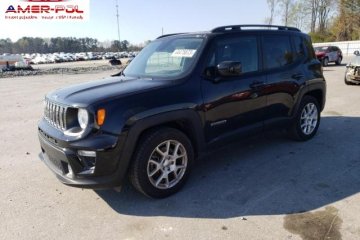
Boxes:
[123,37,204,79]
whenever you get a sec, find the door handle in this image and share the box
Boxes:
[292,73,304,80]
[250,81,265,89]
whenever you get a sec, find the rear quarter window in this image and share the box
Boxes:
[293,36,306,61]
[303,37,316,60]
[263,35,294,69]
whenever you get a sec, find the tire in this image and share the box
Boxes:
[322,57,329,67]
[344,69,355,85]
[129,127,194,198]
[288,96,321,141]
[344,76,353,85]
[335,56,342,65]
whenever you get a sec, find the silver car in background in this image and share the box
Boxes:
[345,50,360,85]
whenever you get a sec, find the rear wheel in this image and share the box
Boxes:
[129,127,194,198]
[288,96,321,141]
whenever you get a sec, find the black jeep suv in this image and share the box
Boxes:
[38,25,326,198]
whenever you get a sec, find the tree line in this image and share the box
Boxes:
[0,37,143,54]
[266,0,360,42]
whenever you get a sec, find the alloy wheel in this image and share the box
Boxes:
[300,103,318,135]
[147,140,188,189]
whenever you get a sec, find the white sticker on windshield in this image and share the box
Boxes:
[171,49,197,58]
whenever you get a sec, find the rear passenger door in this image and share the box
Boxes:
[262,34,306,124]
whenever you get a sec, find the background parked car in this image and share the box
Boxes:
[345,50,360,85]
[314,46,343,66]
[109,57,122,66]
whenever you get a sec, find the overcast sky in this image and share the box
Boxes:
[0,0,280,44]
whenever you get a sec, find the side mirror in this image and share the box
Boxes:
[354,50,360,56]
[217,61,242,78]
[204,61,242,83]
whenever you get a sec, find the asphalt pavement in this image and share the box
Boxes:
[0,60,359,240]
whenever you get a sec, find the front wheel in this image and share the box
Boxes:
[288,96,321,141]
[322,57,329,67]
[344,71,354,85]
[335,56,342,65]
[129,127,194,198]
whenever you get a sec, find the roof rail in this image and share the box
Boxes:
[157,33,186,39]
[211,25,301,33]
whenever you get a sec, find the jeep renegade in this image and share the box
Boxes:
[38,25,326,198]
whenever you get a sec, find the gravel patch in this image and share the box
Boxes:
[0,65,121,78]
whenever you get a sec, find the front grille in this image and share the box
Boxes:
[44,99,67,130]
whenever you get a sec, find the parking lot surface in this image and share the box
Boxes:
[32,59,126,70]
[0,61,359,240]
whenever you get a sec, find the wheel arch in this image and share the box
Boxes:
[305,89,324,110]
[290,81,326,118]
[116,109,205,181]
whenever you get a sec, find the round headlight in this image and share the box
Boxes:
[78,109,89,129]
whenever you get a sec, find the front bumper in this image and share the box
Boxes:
[347,75,360,83]
[38,119,129,189]
[316,55,325,61]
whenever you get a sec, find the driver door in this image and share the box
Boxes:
[201,35,267,143]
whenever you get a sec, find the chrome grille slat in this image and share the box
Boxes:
[47,101,49,121]
[50,102,54,125]
[49,102,52,123]
[63,107,67,130]
[51,103,55,126]
[44,99,67,130]
[59,107,64,130]
[55,105,59,127]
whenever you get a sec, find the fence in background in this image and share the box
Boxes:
[313,40,360,56]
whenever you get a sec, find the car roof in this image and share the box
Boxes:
[157,25,304,40]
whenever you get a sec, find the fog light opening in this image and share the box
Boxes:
[67,164,74,178]
[77,150,96,175]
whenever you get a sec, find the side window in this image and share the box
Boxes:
[263,35,294,69]
[293,36,305,61]
[207,36,259,74]
[303,36,316,60]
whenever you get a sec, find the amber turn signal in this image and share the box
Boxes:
[97,109,106,126]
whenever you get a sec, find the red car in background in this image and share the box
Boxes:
[314,46,343,66]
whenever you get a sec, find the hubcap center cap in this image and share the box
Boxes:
[163,159,171,167]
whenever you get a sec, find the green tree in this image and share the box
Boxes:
[0,38,13,53]
[332,0,360,41]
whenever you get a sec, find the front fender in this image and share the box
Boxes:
[124,108,205,152]
[114,108,206,184]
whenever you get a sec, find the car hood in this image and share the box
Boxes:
[46,76,171,106]
[315,51,326,57]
